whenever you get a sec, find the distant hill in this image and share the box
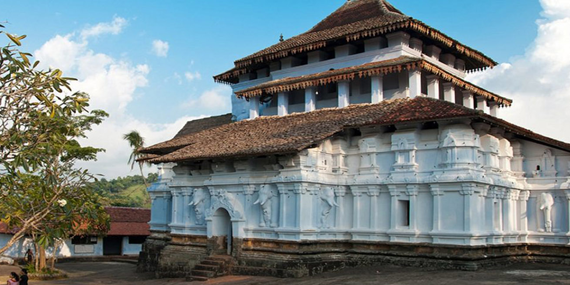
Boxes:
[91,174,158,208]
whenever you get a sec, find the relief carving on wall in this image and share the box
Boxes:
[320,186,338,229]
[254,185,276,228]
[189,188,209,225]
[539,192,555,232]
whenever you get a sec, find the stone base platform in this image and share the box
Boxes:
[138,233,570,278]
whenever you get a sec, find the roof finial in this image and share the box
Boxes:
[279,33,284,42]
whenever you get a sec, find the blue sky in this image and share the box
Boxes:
[3,0,568,179]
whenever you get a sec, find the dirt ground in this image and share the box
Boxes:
[1,261,570,284]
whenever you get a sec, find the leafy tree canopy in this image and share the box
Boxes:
[0,25,109,266]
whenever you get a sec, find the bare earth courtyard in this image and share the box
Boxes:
[2,261,570,284]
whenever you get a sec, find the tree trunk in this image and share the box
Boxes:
[38,245,46,271]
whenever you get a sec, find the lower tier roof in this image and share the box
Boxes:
[143,97,570,163]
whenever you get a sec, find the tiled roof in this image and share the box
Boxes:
[234,56,512,106]
[143,97,570,163]
[142,114,233,155]
[106,207,150,236]
[174,113,233,139]
[214,0,496,84]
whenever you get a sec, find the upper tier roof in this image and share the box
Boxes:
[214,0,497,84]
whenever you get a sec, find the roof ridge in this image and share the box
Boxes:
[308,0,409,33]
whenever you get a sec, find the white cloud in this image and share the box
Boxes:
[32,18,204,179]
[467,0,570,143]
[182,85,231,113]
[80,16,127,39]
[184,71,202,81]
[152,39,169,57]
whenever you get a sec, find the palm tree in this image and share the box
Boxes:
[123,130,150,189]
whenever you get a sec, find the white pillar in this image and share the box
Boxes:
[338,81,350,107]
[305,87,316,112]
[307,51,327,64]
[364,37,386,52]
[335,187,346,229]
[476,96,486,112]
[440,54,456,68]
[462,90,474,109]
[171,190,180,226]
[406,186,418,231]
[249,96,260,119]
[424,45,442,60]
[461,184,475,232]
[278,186,287,228]
[489,102,499,117]
[388,186,398,230]
[430,185,442,231]
[426,75,439,99]
[183,188,192,227]
[352,190,361,229]
[408,70,422,98]
[368,186,380,229]
[442,82,455,103]
[278,92,288,116]
[409,38,423,53]
[335,44,356,58]
[386,31,410,48]
[371,75,383,103]
[519,191,529,242]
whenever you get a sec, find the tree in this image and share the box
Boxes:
[123,130,150,189]
[0,26,109,267]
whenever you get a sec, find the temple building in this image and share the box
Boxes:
[138,0,570,279]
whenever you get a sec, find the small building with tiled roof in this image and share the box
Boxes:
[0,207,150,259]
[138,0,570,279]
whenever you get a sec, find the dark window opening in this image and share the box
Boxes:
[72,236,97,244]
[129,236,147,244]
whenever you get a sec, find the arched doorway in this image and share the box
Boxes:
[211,208,232,255]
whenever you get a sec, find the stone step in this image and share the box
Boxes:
[186,275,208,282]
[191,269,216,278]
[206,255,234,262]
[195,264,219,271]
[202,259,225,266]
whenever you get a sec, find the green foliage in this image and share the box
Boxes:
[0,27,109,264]
[91,174,157,208]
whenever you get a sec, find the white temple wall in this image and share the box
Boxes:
[149,122,570,246]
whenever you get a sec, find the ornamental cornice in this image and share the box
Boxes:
[405,185,419,196]
[349,185,367,197]
[429,184,444,196]
[243,185,256,195]
[460,183,476,196]
[367,185,381,197]
[519,190,530,201]
[335,186,347,197]
[388,185,400,197]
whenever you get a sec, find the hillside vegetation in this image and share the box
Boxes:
[91,174,158,208]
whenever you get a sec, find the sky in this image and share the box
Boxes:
[2,0,568,179]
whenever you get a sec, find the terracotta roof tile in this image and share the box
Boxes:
[143,114,233,154]
[145,97,570,163]
[174,113,233,138]
[105,207,150,236]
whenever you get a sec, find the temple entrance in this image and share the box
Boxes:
[211,208,232,255]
